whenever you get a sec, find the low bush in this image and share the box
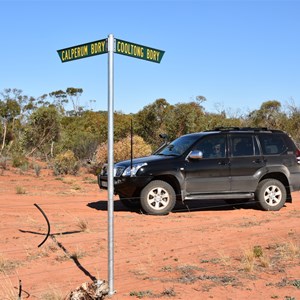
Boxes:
[53,150,80,175]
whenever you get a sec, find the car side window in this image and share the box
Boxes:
[258,134,287,155]
[193,135,226,158]
[231,134,259,157]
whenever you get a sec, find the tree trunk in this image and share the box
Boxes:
[0,119,7,154]
[50,141,54,157]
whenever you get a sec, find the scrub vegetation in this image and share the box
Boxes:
[0,88,299,174]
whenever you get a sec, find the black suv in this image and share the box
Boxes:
[98,128,300,215]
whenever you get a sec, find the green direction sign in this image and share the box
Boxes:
[57,39,107,63]
[115,38,164,63]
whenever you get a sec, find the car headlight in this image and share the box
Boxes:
[123,163,147,177]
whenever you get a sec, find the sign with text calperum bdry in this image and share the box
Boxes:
[57,39,107,62]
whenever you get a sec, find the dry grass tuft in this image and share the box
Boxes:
[26,244,59,261]
[241,245,270,272]
[218,251,231,266]
[241,248,256,272]
[62,177,75,185]
[0,276,19,300]
[15,186,26,194]
[76,218,89,232]
[40,286,65,300]
[276,241,300,259]
[0,254,19,274]
[69,247,86,260]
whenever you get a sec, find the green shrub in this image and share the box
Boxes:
[33,164,42,177]
[12,153,28,169]
[0,156,8,170]
[253,245,263,258]
[53,150,80,175]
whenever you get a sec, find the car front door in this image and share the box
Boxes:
[183,134,231,194]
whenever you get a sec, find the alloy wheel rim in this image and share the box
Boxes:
[264,185,282,206]
[147,187,170,210]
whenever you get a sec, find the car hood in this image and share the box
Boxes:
[115,154,177,167]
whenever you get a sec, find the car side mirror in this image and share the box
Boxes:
[188,150,203,160]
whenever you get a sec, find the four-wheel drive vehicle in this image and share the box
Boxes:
[98,127,300,215]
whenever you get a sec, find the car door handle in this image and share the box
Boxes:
[252,159,263,164]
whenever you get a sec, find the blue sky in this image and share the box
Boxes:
[1,0,299,115]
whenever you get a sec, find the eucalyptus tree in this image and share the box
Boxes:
[0,88,36,154]
[66,87,83,116]
[164,101,205,140]
[248,100,284,128]
[24,105,61,159]
[134,98,171,148]
[49,89,68,114]
[283,100,300,144]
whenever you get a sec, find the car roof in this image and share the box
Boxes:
[206,127,284,134]
[178,127,286,140]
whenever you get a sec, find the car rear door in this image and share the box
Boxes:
[229,133,265,192]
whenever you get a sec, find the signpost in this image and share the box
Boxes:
[57,34,164,296]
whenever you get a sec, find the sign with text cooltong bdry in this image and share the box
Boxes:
[115,38,165,63]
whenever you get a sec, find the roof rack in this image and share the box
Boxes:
[212,127,270,132]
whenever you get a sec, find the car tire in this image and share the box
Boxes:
[119,196,140,209]
[140,180,176,215]
[255,179,286,211]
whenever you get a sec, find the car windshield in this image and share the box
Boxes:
[157,135,200,156]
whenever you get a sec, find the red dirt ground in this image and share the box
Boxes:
[0,165,300,300]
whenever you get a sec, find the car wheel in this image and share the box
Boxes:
[140,180,176,215]
[255,179,286,211]
[119,195,140,209]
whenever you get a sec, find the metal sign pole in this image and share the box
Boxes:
[107,33,114,296]
[57,34,163,297]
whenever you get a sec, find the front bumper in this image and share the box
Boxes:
[98,175,153,198]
